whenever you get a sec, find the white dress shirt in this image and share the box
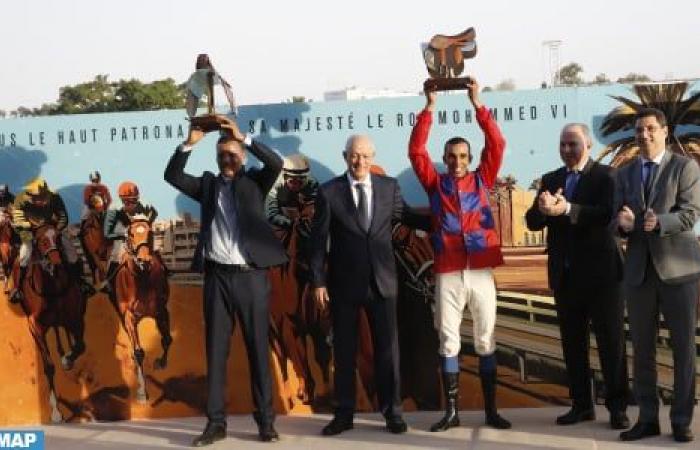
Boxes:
[346,172,373,224]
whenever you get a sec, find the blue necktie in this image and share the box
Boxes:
[564,170,579,201]
[643,161,656,203]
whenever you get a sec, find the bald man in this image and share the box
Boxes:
[526,123,629,429]
[310,134,428,436]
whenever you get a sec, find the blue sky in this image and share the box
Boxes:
[1,0,698,111]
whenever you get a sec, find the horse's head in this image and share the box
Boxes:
[127,216,152,270]
[35,224,63,266]
[89,193,105,212]
[392,223,435,300]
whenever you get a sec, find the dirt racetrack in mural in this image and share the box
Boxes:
[1,250,563,426]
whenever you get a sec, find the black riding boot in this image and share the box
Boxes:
[480,370,511,429]
[9,265,28,303]
[430,371,460,432]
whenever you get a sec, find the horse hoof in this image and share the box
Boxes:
[153,359,167,370]
[61,356,74,371]
[50,410,63,423]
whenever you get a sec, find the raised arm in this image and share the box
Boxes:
[408,91,439,192]
[164,125,205,202]
[471,79,506,189]
[246,139,283,195]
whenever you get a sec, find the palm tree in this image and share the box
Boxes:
[596,81,700,167]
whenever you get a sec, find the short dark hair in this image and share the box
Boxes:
[443,137,472,162]
[217,134,245,148]
[635,108,667,127]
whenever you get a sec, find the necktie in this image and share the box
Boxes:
[355,183,369,232]
[643,161,656,204]
[564,170,579,201]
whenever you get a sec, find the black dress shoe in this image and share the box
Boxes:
[556,407,595,425]
[385,416,408,434]
[672,424,694,443]
[322,416,353,436]
[192,422,226,447]
[619,421,660,441]
[609,411,630,430]
[258,423,280,442]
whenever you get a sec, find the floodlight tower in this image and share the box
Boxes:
[542,40,562,87]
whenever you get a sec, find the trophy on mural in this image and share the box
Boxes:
[185,54,238,132]
[422,27,477,92]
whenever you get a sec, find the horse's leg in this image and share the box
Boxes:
[61,290,86,371]
[28,318,63,423]
[283,314,314,404]
[153,305,172,370]
[53,326,65,360]
[305,291,332,384]
[124,310,148,403]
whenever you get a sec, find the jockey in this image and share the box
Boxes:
[102,181,158,292]
[266,153,319,239]
[81,171,112,221]
[9,178,93,303]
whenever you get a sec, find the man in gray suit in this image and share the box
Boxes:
[615,108,700,443]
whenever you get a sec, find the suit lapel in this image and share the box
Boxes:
[647,150,672,207]
[368,174,380,235]
[553,167,567,195]
[571,159,594,201]
[627,158,644,209]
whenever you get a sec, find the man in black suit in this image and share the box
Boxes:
[526,123,629,429]
[164,116,287,446]
[310,135,425,436]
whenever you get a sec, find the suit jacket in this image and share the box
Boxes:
[164,140,288,272]
[613,151,700,286]
[310,173,427,303]
[526,159,622,291]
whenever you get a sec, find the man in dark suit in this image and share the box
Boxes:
[310,134,425,436]
[526,123,629,430]
[164,116,287,446]
[615,108,700,443]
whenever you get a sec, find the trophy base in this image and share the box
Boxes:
[424,77,473,92]
[188,114,228,133]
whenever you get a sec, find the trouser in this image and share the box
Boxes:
[627,264,697,427]
[434,268,496,357]
[554,278,628,412]
[109,240,125,263]
[331,281,402,420]
[203,260,275,426]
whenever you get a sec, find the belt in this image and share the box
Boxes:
[205,259,254,273]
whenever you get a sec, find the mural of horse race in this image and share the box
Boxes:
[0,82,698,425]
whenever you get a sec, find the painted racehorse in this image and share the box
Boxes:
[0,211,18,292]
[12,223,88,422]
[79,195,112,286]
[269,198,317,406]
[113,215,171,403]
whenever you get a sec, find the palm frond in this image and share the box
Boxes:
[595,136,635,162]
[677,91,700,126]
[634,82,688,108]
[600,103,639,136]
[609,142,640,168]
